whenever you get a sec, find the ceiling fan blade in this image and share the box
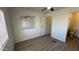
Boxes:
[42,7,47,11]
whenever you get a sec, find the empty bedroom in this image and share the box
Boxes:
[0,7,79,51]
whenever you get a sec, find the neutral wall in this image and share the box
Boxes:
[46,7,79,42]
[9,8,47,43]
[0,8,14,51]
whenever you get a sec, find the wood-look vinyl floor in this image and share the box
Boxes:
[14,35,79,51]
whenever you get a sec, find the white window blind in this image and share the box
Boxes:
[0,10,8,50]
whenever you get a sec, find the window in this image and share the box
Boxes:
[0,10,8,50]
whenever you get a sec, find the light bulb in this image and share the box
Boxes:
[47,6,51,9]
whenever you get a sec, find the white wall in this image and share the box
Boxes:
[46,8,79,42]
[9,8,47,43]
[0,8,14,51]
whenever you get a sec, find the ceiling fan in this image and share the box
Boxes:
[42,7,54,11]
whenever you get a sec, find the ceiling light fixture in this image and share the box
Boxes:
[47,7,51,9]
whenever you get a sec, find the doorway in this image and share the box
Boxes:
[66,11,79,49]
[46,16,52,35]
[41,16,52,36]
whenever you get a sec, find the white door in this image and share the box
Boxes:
[41,16,46,35]
[46,16,52,34]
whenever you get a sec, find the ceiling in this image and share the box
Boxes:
[25,7,65,13]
